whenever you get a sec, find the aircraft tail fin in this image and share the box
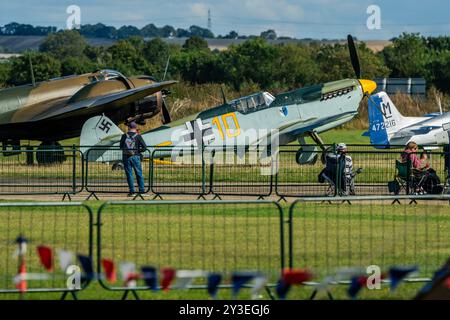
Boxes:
[368,92,405,148]
[80,115,123,159]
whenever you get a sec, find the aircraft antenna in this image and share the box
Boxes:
[29,55,36,87]
[220,86,227,104]
[163,55,171,81]
[436,92,443,114]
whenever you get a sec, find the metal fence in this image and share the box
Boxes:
[0,197,448,299]
[207,146,274,199]
[84,147,151,198]
[275,145,449,200]
[0,144,448,199]
[0,202,93,296]
[96,200,285,297]
[289,196,450,281]
[0,147,83,197]
[150,147,209,197]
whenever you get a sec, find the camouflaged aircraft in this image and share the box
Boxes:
[0,68,175,162]
[81,36,377,166]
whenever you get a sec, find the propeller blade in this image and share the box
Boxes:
[347,34,361,79]
[161,98,171,124]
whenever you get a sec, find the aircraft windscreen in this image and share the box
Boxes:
[95,69,124,81]
[232,92,275,113]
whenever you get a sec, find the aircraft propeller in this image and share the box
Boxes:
[160,55,172,124]
[160,90,172,124]
[347,34,361,79]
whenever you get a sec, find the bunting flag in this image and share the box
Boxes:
[175,270,207,290]
[348,276,368,299]
[14,235,28,293]
[389,266,419,291]
[282,269,313,285]
[231,272,256,298]
[13,235,28,258]
[207,273,222,299]
[101,259,117,283]
[58,250,74,272]
[141,266,158,291]
[15,258,27,293]
[161,267,176,291]
[275,279,291,300]
[275,269,313,299]
[251,276,268,300]
[119,262,139,287]
[77,254,94,280]
[37,245,53,272]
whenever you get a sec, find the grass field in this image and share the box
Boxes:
[0,200,448,300]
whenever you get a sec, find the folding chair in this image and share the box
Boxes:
[394,160,427,195]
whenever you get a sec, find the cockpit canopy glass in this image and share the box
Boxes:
[90,69,124,82]
[230,92,275,114]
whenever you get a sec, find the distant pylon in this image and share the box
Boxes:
[207,8,212,30]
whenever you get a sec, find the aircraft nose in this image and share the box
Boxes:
[358,79,377,95]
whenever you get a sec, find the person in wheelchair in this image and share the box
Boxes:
[401,141,443,194]
[319,143,362,196]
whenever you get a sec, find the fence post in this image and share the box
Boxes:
[26,146,34,165]
[406,158,412,195]
[202,145,206,195]
[72,145,77,193]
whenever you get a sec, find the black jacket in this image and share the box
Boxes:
[120,131,147,156]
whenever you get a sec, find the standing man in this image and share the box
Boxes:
[120,122,147,196]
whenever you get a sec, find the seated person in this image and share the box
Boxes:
[336,143,356,195]
[319,143,358,195]
[401,142,429,171]
[401,141,442,194]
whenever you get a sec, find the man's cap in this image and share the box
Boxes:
[128,121,137,129]
[337,143,347,150]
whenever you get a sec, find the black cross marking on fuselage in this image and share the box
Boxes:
[98,119,112,133]
[183,119,215,147]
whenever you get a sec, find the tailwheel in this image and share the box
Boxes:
[36,141,66,165]
[112,161,124,171]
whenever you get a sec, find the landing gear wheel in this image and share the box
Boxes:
[112,161,124,171]
[36,142,66,165]
[296,148,318,165]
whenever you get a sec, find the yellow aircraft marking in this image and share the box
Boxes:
[212,117,224,140]
[156,141,173,147]
[212,112,241,139]
[142,158,174,165]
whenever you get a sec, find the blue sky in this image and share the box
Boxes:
[0,0,449,39]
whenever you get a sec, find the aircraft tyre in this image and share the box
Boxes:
[36,142,66,165]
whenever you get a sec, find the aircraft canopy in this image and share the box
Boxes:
[231,92,275,114]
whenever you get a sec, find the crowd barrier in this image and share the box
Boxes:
[289,195,450,295]
[0,202,93,299]
[0,145,449,200]
[0,146,83,200]
[0,197,449,299]
[96,200,284,299]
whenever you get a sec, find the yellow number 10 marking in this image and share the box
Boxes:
[211,112,241,139]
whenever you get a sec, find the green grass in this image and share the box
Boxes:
[0,201,448,300]
[302,129,370,145]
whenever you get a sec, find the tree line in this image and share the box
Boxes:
[0,22,282,40]
[0,30,449,94]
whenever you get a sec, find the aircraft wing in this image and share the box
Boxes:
[31,80,177,121]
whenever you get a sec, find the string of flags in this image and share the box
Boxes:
[10,235,425,298]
